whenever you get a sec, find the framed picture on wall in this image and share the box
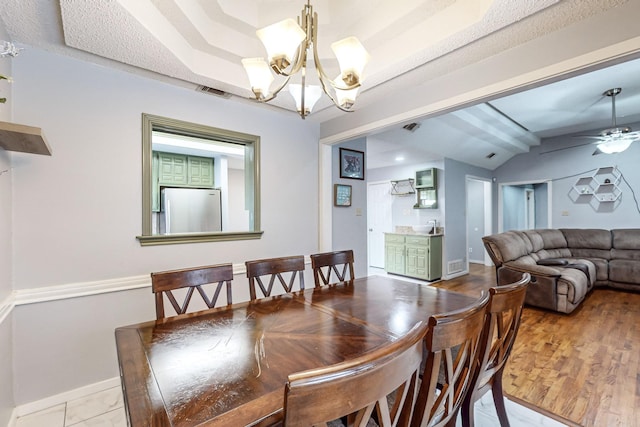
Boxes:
[339,148,365,180]
[334,184,352,207]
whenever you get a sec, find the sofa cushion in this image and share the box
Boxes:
[526,229,572,260]
[482,231,532,266]
[561,228,612,259]
[611,230,640,263]
[609,259,640,285]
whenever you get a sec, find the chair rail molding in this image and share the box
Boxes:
[8,259,311,307]
[0,294,14,325]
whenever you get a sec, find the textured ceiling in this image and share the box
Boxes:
[0,0,639,170]
[55,0,561,115]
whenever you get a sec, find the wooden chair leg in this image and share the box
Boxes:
[491,370,510,427]
[461,393,475,427]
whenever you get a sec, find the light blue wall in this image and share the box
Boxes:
[332,139,368,277]
[534,183,548,228]
[502,185,526,231]
[10,47,320,404]
[443,158,492,273]
[495,128,640,229]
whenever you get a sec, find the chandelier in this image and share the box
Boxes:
[596,88,640,154]
[241,0,370,119]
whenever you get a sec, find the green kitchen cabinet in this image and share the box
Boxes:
[414,168,438,209]
[384,234,406,275]
[384,233,442,281]
[187,156,214,187]
[152,152,215,212]
[158,152,188,185]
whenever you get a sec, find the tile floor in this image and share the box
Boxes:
[14,385,568,427]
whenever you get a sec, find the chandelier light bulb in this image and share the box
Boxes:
[289,84,322,114]
[256,19,306,73]
[241,58,274,98]
[331,37,370,86]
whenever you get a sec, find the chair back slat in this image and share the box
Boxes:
[246,255,306,300]
[412,292,490,427]
[151,263,234,320]
[310,250,355,287]
[461,273,530,427]
[283,321,428,427]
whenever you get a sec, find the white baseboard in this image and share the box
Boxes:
[14,377,120,418]
[444,269,469,280]
[7,408,17,427]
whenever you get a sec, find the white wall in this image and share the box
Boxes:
[0,19,15,426]
[9,47,320,404]
[494,129,640,229]
[367,160,445,230]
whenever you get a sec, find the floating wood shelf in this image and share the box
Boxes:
[0,120,51,155]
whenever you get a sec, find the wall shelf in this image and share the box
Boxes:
[571,166,621,208]
[391,178,415,195]
[0,120,51,155]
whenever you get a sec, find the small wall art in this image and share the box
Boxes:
[339,147,365,180]
[334,184,352,207]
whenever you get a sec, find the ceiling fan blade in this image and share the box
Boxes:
[539,141,598,155]
[571,135,604,140]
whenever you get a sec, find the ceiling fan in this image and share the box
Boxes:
[541,87,640,155]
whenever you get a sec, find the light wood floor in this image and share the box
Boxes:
[434,264,640,427]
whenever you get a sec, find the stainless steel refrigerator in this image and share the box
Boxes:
[160,187,222,234]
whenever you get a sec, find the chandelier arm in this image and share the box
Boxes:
[309,14,355,112]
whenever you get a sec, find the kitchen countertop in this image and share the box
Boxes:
[385,231,444,236]
[388,225,444,236]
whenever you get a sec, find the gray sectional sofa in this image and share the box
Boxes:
[482,229,640,314]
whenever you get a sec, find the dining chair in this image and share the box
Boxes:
[411,292,490,427]
[245,255,306,300]
[310,249,355,287]
[461,273,531,427]
[151,263,234,320]
[282,321,427,427]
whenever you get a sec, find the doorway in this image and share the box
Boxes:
[367,181,392,268]
[499,181,551,231]
[466,177,492,266]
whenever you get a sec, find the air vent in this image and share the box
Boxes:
[196,86,232,98]
[486,152,496,159]
[447,259,464,275]
[402,122,420,132]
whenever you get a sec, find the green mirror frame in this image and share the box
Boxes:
[136,113,263,245]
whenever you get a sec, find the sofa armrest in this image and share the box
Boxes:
[497,264,559,311]
[537,258,568,266]
[502,262,563,278]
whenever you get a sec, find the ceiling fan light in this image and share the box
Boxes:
[241,58,274,98]
[331,36,370,86]
[597,137,635,154]
[289,84,322,114]
[256,18,306,71]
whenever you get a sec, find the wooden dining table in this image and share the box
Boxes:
[115,275,477,427]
